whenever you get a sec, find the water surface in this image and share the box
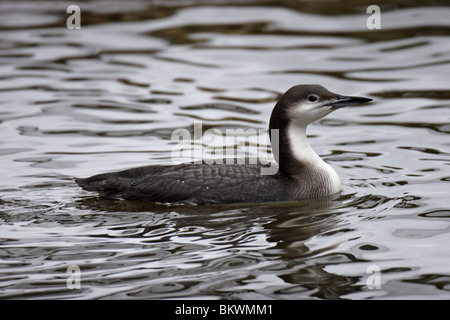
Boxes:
[0,0,449,299]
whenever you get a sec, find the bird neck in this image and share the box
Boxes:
[272,121,321,176]
[270,120,341,195]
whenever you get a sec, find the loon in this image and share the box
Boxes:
[75,85,372,205]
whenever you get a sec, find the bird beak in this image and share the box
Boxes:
[324,95,372,109]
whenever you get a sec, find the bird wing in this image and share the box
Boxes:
[76,162,286,204]
[128,163,284,204]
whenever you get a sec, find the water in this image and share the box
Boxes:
[0,0,449,300]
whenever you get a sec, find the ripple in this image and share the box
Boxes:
[1,2,450,301]
[419,210,450,218]
[180,103,259,115]
[397,146,449,155]
[372,89,450,100]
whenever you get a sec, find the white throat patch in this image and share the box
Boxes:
[287,122,342,194]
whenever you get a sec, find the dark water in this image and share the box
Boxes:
[0,0,449,299]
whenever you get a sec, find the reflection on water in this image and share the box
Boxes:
[0,0,449,299]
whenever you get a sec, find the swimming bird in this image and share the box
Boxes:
[75,85,372,204]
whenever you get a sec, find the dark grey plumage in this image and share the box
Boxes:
[75,162,295,204]
[75,84,372,204]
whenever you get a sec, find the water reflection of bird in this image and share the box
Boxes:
[76,85,371,204]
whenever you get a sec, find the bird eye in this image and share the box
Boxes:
[308,95,318,102]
